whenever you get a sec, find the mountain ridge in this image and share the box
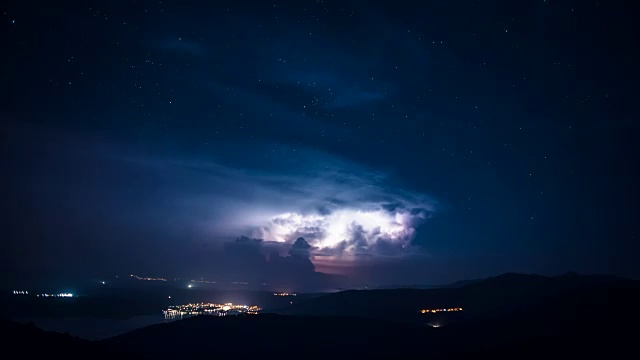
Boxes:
[277,272,638,322]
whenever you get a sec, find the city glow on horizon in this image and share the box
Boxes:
[164,302,261,318]
[420,307,463,314]
[36,293,74,298]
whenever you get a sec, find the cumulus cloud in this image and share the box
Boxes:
[122,144,437,262]
[5,122,435,285]
[258,206,431,258]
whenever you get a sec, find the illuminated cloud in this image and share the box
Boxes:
[3,125,438,283]
[258,207,430,257]
[229,153,437,258]
[122,143,437,260]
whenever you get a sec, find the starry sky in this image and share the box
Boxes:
[1,0,637,289]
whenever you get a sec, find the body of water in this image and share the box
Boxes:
[15,314,177,340]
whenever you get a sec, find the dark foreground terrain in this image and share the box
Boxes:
[4,273,637,359]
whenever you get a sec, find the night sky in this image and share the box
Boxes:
[2,0,637,290]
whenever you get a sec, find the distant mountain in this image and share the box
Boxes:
[99,278,634,359]
[6,272,636,359]
[99,309,621,359]
[443,278,484,287]
[278,272,638,323]
[364,275,512,290]
[102,314,438,357]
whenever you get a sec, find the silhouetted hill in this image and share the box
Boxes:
[5,272,636,359]
[278,272,639,324]
[99,272,637,358]
[0,317,128,358]
[99,295,631,359]
[102,314,439,357]
[463,272,632,290]
[442,278,484,287]
[367,277,483,289]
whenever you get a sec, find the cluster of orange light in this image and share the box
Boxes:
[169,303,262,311]
[164,302,261,316]
[420,307,463,314]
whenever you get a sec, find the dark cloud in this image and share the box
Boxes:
[289,237,312,257]
[316,205,333,216]
[382,202,402,212]
[224,236,264,257]
[220,236,343,290]
[348,223,369,253]
[2,124,437,287]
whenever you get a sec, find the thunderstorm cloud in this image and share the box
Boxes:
[126,145,439,260]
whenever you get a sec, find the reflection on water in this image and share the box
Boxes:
[164,312,194,320]
[15,314,180,340]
